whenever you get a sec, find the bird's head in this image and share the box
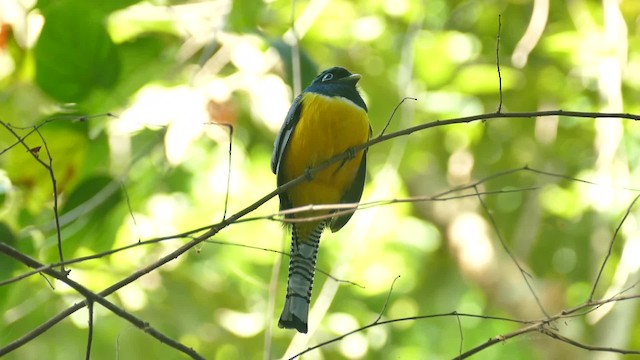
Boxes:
[310,67,361,87]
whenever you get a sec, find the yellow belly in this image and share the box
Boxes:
[282,92,369,218]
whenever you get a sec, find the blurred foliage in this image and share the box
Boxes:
[1,0,640,359]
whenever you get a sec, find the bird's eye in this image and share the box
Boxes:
[321,73,334,82]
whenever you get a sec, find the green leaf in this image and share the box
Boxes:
[0,223,17,311]
[227,0,264,33]
[61,175,119,216]
[52,175,122,257]
[0,222,17,263]
[37,0,140,16]
[111,34,180,102]
[35,1,120,102]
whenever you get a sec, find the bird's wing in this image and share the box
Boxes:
[271,94,303,176]
[271,94,304,212]
[329,146,368,232]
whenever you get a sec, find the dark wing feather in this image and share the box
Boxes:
[271,94,304,212]
[271,94,303,175]
[329,148,368,232]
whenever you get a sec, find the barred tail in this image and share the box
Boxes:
[278,222,324,333]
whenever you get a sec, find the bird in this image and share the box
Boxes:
[271,67,371,333]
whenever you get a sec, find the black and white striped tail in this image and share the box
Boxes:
[278,222,324,333]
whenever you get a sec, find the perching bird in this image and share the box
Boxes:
[271,67,371,333]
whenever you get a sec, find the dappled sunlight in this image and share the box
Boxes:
[534,110,559,145]
[216,308,264,338]
[447,149,474,185]
[339,331,369,359]
[579,168,632,213]
[448,213,495,276]
[445,32,480,64]
[327,312,359,333]
[146,193,191,235]
[117,283,148,311]
[117,85,209,165]
[420,91,484,118]
[540,183,587,219]
[382,0,409,17]
[361,261,405,295]
[388,298,418,330]
[247,74,292,130]
[108,1,228,44]
[351,16,385,42]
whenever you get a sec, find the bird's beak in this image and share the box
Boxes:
[340,73,361,84]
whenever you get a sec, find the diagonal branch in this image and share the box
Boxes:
[0,242,204,359]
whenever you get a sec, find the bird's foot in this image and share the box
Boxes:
[304,167,313,181]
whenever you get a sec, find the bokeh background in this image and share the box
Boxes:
[1,0,640,359]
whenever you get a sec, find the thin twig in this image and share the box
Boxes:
[456,312,463,357]
[0,113,115,156]
[272,186,540,225]
[473,185,550,318]
[120,181,140,241]
[589,194,640,301]
[453,322,544,359]
[496,14,503,113]
[1,121,66,274]
[561,292,640,318]
[378,97,417,137]
[85,301,94,360]
[374,275,400,323]
[205,239,364,288]
[200,121,235,221]
[290,311,533,360]
[541,329,640,355]
[524,166,640,192]
[212,122,234,221]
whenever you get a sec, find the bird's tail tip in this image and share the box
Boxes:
[278,297,309,333]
